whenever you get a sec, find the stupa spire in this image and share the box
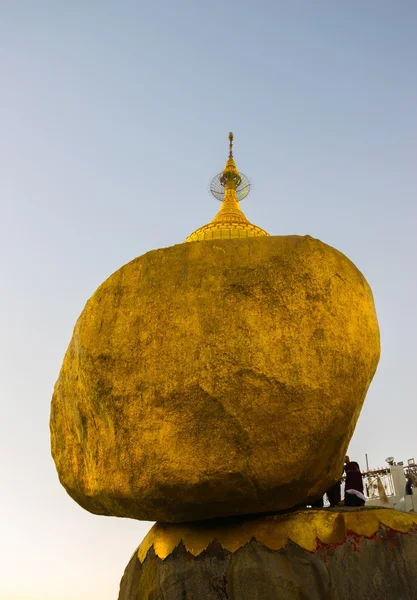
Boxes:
[185,132,269,242]
[222,131,238,172]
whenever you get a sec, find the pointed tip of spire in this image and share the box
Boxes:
[222,132,240,185]
[228,132,234,157]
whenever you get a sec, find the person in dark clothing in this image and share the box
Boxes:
[344,458,366,507]
[326,480,341,507]
[311,496,324,508]
[405,475,413,496]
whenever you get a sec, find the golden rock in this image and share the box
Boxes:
[50,235,380,522]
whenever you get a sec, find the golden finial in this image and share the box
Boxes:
[185,132,269,242]
[220,132,241,190]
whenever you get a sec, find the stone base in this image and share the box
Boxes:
[118,507,417,600]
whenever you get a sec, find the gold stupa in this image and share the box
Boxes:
[186,133,269,242]
[50,131,380,524]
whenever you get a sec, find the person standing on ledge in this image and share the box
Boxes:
[406,473,413,496]
[344,456,366,507]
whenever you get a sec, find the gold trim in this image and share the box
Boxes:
[137,508,417,563]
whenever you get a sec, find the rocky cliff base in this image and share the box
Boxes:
[119,507,417,600]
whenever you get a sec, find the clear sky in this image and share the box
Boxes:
[1,1,416,598]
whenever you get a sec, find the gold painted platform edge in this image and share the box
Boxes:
[137,508,417,563]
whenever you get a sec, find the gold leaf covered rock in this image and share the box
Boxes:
[50,235,380,522]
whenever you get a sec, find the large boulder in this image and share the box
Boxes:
[119,508,417,600]
[50,236,380,522]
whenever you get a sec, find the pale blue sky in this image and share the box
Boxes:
[1,2,416,598]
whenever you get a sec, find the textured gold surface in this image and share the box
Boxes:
[186,133,269,242]
[137,509,417,562]
[50,235,380,522]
